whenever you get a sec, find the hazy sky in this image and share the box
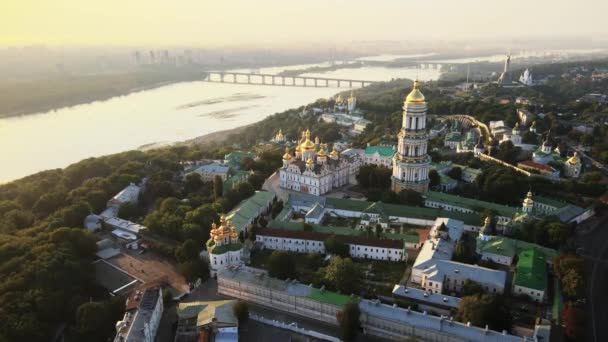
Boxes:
[2,0,607,47]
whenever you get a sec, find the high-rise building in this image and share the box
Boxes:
[391,80,431,194]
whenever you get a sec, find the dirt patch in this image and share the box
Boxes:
[106,251,189,293]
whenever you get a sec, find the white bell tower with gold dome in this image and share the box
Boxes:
[391,80,431,194]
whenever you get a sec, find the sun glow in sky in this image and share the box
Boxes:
[2,0,607,47]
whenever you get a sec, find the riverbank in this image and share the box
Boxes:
[0,67,204,118]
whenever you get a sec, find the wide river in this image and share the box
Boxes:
[0,62,441,182]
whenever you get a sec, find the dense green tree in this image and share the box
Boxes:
[561,269,584,299]
[58,202,91,227]
[324,257,359,294]
[461,280,485,296]
[398,189,423,206]
[268,250,297,280]
[175,239,201,263]
[178,258,209,282]
[456,294,511,331]
[428,169,440,189]
[447,166,462,180]
[496,140,519,165]
[213,176,224,200]
[118,201,139,220]
[69,297,125,342]
[233,300,250,324]
[324,235,349,257]
[336,302,361,342]
[184,172,204,193]
[32,191,66,218]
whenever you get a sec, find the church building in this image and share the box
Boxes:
[391,80,431,194]
[279,130,361,195]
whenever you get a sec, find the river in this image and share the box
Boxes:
[4,48,602,182]
[0,61,439,182]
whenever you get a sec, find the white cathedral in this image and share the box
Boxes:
[279,130,361,195]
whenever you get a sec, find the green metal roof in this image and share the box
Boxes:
[324,198,483,226]
[364,145,396,157]
[308,288,352,306]
[224,151,256,167]
[268,219,364,236]
[382,231,420,243]
[223,170,252,192]
[478,237,517,257]
[514,249,547,291]
[425,191,518,218]
[535,196,568,209]
[207,241,243,255]
[225,191,275,232]
[477,236,557,260]
[177,300,238,327]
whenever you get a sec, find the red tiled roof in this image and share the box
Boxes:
[518,160,556,172]
[258,228,403,249]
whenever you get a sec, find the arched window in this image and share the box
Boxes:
[415,117,419,130]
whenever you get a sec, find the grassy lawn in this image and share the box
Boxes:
[354,259,407,284]
[249,249,323,285]
[322,215,359,228]
[250,249,274,269]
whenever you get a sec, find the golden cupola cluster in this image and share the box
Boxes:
[405,79,425,103]
[210,215,238,245]
[300,129,316,151]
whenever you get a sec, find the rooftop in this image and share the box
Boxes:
[425,191,517,218]
[359,300,527,342]
[105,217,147,235]
[477,236,557,260]
[218,267,355,305]
[364,145,396,157]
[177,300,238,327]
[225,191,275,233]
[514,249,547,291]
[194,163,230,174]
[259,227,404,249]
[111,183,141,205]
[518,160,557,173]
[392,285,461,309]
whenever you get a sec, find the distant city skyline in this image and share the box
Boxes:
[2,0,608,47]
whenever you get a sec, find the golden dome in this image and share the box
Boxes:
[282,147,292,160]
[523,191,534,205]
[484,216,491,226]
[567,152,580,164]
[330,147,339,158]
[317,144,327,157]
[306,158,314,165]
[300,129,316,151]
[406,79,425,103]
[213,234,222,242]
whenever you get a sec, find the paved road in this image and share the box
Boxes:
[576,213,608,342]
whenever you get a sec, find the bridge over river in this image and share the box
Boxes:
[203,71,378,88]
